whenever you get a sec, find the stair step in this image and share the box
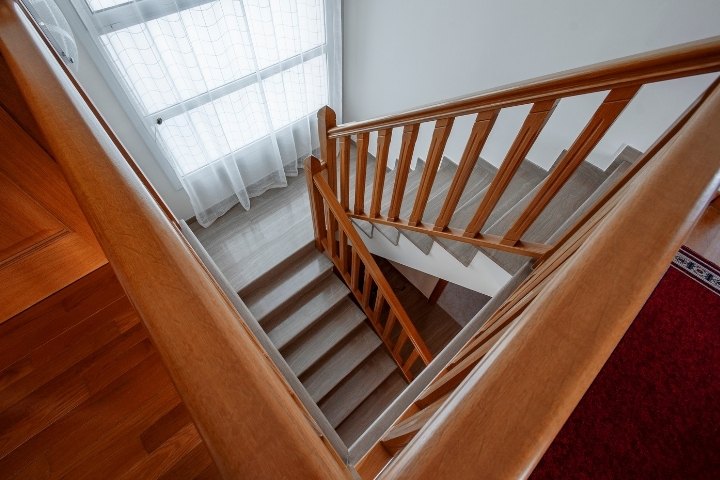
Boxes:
[375,159,426,245]
[240,247,333,322]
[546,148,640,245]
[265,274,349,350]
[438,159,548,266]
[483,161,607,274]
[403,157,496,254]
[282,297,366,377]
[336,371,407,447]
[318,346,398,428]
[302,325,383,403]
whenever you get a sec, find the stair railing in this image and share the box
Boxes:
[306,155,433,381]
[317,36,720,262]
[355,76,720,479]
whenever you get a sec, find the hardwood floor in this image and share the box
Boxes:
[686,196,720,265]
[0,265,219,480]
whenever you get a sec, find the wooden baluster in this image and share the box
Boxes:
[362,270,373,308]
[369,129,393,218]
[326,213,337,260]
[339,136,351,210]
[339,230,348,275]
[463,100,559,237]
[501,87,640,245]
[373,293,386,323]
[383,310,396,341]
[408,118,454,226]
[318,106,338,194]
[304,157,326,251]
[393,330,408,358]
[351,251,361,294]
[354,132,370,214]
[387,124,420,220]
[434,110,499,231]
[403,350,420,373]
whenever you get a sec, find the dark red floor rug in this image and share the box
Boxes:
[531,246,720,480]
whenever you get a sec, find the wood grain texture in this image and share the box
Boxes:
[501,86,639,245]
[328,36,720,137]
[369,129,393,218]
[0,265,220,480]
[0,5,351,478]
[685,201,720,265]
[0,104,106,322]
[318,105,338,193]
[309,156,434,375]
[354,132,370,215]
[408,118,454,226]
[379,78,720,480]
[434,111,498,231]
[387,124,420,220]
[464,99,559,236]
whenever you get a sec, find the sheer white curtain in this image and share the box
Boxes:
[70,0,341,226]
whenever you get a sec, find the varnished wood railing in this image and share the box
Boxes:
[318,36,720,260]
[356,77,720,479]
[0,2,352,478]
[306,156,433,381]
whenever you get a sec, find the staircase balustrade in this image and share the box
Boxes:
[306,156,433,381]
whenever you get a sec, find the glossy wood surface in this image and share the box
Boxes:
[379,78,720,480]
[0,265,220,480]
[0,3,351,478]
[0,104,106,322]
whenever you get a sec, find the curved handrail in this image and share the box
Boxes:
[329,35,720,137]
[378,79,720,480]
[0,1,351,478]
[307,156,433,379]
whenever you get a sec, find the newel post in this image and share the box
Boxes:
[305,155,327,252]
[317,106,338,194]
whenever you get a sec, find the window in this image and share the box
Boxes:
[71,0,335,176]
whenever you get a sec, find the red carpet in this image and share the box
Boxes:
[531,246,720,480]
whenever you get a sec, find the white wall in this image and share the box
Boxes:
[343,0,720,171]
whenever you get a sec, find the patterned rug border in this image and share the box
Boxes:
[671,246,720,295]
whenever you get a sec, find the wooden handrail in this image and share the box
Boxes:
[378,78,720,480]
[319,36,720,264]
[0,2,351,478]
[328,35,720,137]
[306,156,433,380]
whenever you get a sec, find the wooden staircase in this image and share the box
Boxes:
[4,7,719,477]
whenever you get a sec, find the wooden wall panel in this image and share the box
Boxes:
[0,104,106,322]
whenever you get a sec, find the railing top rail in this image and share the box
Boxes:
[328,35,720,138]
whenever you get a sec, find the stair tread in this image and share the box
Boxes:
[403,157,496,254]
[283,297,366,377]
[375,159,426,245]
[265,274,349,350]
[437,159,548,266]
[336,371,408,447]
[241,247,333,322]
[483,161,607,274]
[318,346,398,428]
[302,325,383,403]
